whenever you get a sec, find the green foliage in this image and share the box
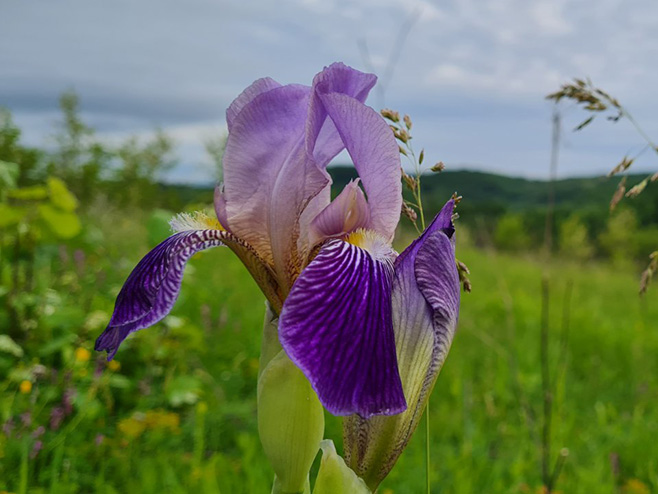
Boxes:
[599,208,639,265]
[559,214,594,261]
[494,214,531,251]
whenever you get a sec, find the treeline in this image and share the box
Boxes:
[1,91,202,211]
[328,166,658,263]
[3,90,656,263]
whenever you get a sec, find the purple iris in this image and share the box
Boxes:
[95,62,460,418]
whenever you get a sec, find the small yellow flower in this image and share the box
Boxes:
[75,347,91,363]
[107,360,121,372]
[19,380,32,394]
[622,479,650,494]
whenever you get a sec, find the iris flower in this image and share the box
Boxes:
[95,63,459,421]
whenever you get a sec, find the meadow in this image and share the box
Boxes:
[1,200,657,494]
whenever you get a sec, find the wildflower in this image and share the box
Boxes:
[74,347,91,363]
[19,380,32,394]
[343,200,460,490]
[95,62,460,421]
[107,360,120,372]
[30,440,43,460]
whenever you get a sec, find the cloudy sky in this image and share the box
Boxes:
[2,0,658,183]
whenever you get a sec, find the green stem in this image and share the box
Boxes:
[623,110,658,151]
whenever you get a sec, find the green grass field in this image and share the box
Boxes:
[1,209,657,493]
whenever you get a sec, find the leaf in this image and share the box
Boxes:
[0,334,24,357]
[8,185,48,200]
[0,203,27,228]
[38,204,81,238]
[0,160,19,190]
[48,177,78,211]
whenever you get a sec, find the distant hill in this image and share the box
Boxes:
[160,167,658,229]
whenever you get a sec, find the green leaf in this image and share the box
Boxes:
[8,185,48,200]
[0,203,27,228]
[38,204,81,238]
[48,177,78,211]
[0,160,19,189]
[0,334,24,357]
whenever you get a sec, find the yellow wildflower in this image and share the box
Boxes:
[19,380,32,394]
[75,347,91,363]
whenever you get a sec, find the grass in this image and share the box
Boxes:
[1,212,657,493]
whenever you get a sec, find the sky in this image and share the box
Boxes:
[2,0,658,183]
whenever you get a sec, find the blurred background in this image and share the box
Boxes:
[1,1,657,493]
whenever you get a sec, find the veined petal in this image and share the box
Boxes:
[213,185,230,232]
[279,237,406,418]
[318,91,402,242]
[344,200,460,490]
[226,77,281,132]
[310,179,370,241]
[95,228,280,360]
[223,65,381,292]
[307,62,377,167]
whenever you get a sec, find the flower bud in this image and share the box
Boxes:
[313,440,370,494]
[258,350,324,493]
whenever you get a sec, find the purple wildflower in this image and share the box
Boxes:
[2,418,14,437]
[30,440,43,459]
[95,63,460,418]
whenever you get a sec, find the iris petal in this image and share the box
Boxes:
[222,64,384,291]
[343,200,460,490]
[318,91,402,242]
[96,229,280,360]
[279,239,406,418]
[310,179,370,241]
[226,77,282,131]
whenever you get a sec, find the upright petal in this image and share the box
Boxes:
[226,77,281,131]
[306,62,377,167]
[95,228,280,360]
[310,179,370,241]
[318,91,402,242]
[344,200,460,490]
[223,65,381,292]
[279,236,406,418]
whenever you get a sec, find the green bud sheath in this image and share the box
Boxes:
[313,440,371,494]
[258,349,324,494]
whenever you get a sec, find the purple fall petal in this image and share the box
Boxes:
[344,200,460,489]
[279,239,406,418]
[95,230,225,360]
[318,91,402,242]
